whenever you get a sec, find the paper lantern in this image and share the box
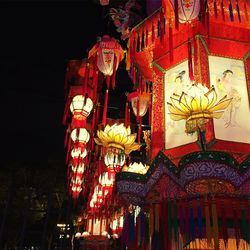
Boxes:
[171,0,200,23]
[100,0,109,6]
[71,147,87,167]
[71,128,90,145]
[70,95,93,126]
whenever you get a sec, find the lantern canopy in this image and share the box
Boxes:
[88,35,124,77]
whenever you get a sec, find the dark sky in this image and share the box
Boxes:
[1,0,129,164]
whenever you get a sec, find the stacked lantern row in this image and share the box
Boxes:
[67,94,94,199]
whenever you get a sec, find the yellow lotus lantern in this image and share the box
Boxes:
[94,123,141,172]
[122,162,149,175]
[167,83,232,134]
[94,123,140,154]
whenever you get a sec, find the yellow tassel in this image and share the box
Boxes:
[155,204,160,232]
[204,196,212,247]
[211,198,219,250]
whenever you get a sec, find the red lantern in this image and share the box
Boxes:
[100,0,109,6]
[88,35,124,125]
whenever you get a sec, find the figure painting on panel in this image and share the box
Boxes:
[216,69,241,128]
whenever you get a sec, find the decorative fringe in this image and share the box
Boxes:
[233,203,240,249]
[229,0,234,21]
[149,207,154,240]
[174,0,179,29]
[204,196,212,247]
[220,0,225,21]
[111,55,117,89]
[155,204,160,232]
[197,199,203,239]
[173,198,178,242]
[152,23,155,43]
[240,201,249,243]
[137,35,141,52]
[236,0,241,22]
[244,1,249,26]
[167,199,172,249]
[102,89,109,126]
[188,39,194,81]
[190,203,195,241]
[211,198,219,250]
[169,23,173,62]
[141,30,145,51]
[157,16,161,38]
[140,212,145,246]
[214,0,218,17]
[200,0,206,25]
[145,28,149,48]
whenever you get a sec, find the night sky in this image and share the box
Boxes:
[1,0,132,165]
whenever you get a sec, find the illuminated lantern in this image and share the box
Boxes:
[88,35,124,125]
[100,0,109,6]
[104,149,126,172]
[128,88,151,143]
[122,162,149,174]
[99,171,115,196]
[71,147,87,166]
[71,128,90,146]
[70,95,93,127]
[71,176,83,199]
[167,83,232,134]
[171,0,200,23]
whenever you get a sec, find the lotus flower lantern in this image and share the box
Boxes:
[94,123,140,170]
[167,83,232,134]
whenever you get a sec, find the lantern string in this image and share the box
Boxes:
[102,89,109,126]
[111,55,117,89]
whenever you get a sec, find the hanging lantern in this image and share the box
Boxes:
[88,35,124,81]
[95,123,140,174]
[70,95,93,127]
[99,171,115,196]
[128,90,150,117]
[171,0,200,23]
[71,147,87,166]
[71,163,85,174]
[128,88,151,144]
[100,0,109,6]
[89,36,124,126]
[104,148,126,172]
[70,176,83,199]
[71,128,90,145]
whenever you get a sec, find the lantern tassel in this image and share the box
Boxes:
[197,199,203,239]
[205,196,212,247]
[221,0,225,20]
[244,1,249,26]
[111,55,117,89]
[214,0,218,17]
[188,39,194,81]
[236,0,241,22]
[169,22,173,62]
[106,75,110,89]
[211,198,219,250]
[174,0,179,29]
[102,89,109,126]
[229,0,234,21]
